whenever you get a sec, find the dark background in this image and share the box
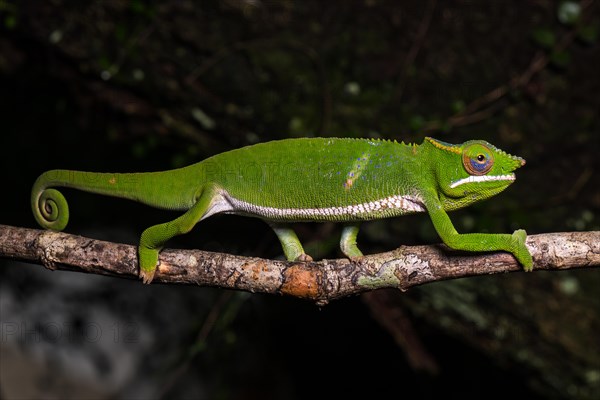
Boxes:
[1,1,599,399]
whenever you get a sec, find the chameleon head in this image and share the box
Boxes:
[424,137,526,210]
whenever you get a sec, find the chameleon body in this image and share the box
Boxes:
[31,137,533,283]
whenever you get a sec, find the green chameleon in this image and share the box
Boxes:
[32,137,533,283]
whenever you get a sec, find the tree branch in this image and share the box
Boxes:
[1,224,598,305]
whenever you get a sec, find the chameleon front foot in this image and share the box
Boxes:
[511,229,533,272]
[340,223,364,259]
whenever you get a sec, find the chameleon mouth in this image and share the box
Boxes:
[450,173,515,189]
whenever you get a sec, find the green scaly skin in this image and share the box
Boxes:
[31,137,533,283]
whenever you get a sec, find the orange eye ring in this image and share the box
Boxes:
[462,147,494,176]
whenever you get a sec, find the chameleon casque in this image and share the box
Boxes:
[32,137,533,283]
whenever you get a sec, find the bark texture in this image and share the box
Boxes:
[1,224,598,305]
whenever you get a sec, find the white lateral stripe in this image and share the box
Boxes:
[450,174,515,189]
[226,193,425,219]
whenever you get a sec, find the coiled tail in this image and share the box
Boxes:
[31,171,76,231]
[32,169,136,231]
[32,186,69,231]
[31,168,202,231]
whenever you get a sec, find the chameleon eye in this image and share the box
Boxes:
[463,146,493,175]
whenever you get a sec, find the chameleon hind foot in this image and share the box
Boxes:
[295,253,313,262]
[139,269,156,285]
[268,222,312,262]
[348,255,365,264]
[138,246,159,284]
